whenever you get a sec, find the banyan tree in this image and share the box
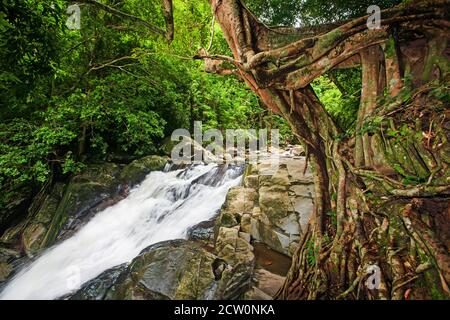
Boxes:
[81,0,450,299]
[206,0,450,300]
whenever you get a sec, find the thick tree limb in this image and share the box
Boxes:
[209,0,450,300]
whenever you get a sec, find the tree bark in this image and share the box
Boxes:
[208,0,450,299]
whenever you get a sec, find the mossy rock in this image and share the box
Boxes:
[42,163,121,248]
[259,168,290,189]
[22,183,65,256]
[0,261,12,282]
[0,184,33,233]
[259,186,293,222]
[215,227,255,267]
[0,246,19,283]
[96,240,253,300]
[119,155,168,186]
[69,263,128,300]
[220,187,257,214]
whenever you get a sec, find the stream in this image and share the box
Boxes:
[0,163,243,300]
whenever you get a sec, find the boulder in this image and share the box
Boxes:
[258,186,293,226]
[217,187,257,229]
[292,145,305,156]
[240,214,252,234]
[42,163,122,247]
[119,155,168,186]
[292,196,314,233]
[285,159,314,184]
[251,219,292,255]
[259,166,290,188]
[69,264,128,300]
[100,240,253,300]
[187,218,216,244]
[221,187,256,214]
[289,184,315,199]
[0,262,12,283]
[243,175,259,189]
[215,227,254,267]
[21,183,65,256]
[244,286,273,300]
[233,157,315,257]
[0,247,20,284]
[252,268,285,297]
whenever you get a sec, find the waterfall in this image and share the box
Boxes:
[0,163,242,300]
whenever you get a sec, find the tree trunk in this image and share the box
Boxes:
[208,0,450,299]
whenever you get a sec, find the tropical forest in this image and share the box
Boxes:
[0,0,449,304]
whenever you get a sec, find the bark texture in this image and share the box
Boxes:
[207,0,450,299]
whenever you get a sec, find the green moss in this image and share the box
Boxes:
[219,211,238,228]
[384,37,396,59]
[119,155,167,185]
[315,28,343,54]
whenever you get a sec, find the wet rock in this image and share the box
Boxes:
[21,183,65,256]
[0,247,20,284]
[101,240,253,300]
[0,262,12,282]
[187,218,216,244]
[119,155,168,187]
[43,163,122,247]
[191,164,243,187]
[69,264,128,300]
[0,221,25,245]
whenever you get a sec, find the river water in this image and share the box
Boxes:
[0,163,242,300]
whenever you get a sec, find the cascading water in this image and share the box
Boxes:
[0,163,242,300]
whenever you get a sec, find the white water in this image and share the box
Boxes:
[0,164,242,300]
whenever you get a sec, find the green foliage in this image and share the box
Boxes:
[305,239,317,267]
[312,69,361,133]
[326,210,337,228]
[0,117,81,188]
[0,0,293,220]
[0,0,65,117]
